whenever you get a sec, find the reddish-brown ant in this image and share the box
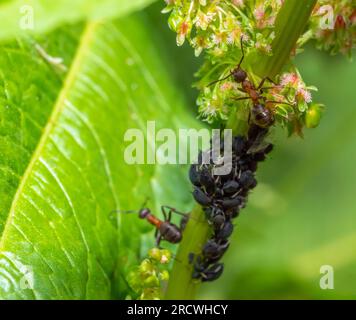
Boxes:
[115,203,189,246]
[208,39,292,128]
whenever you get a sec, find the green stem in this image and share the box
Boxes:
[165,0,317,300]
[165,206,210,299]
[251,0,317,78]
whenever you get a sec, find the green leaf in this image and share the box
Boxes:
[0,0,157,41]
[0,12,199,299]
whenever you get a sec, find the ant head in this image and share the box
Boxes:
[139,208,150,219]
[232,67,247,83]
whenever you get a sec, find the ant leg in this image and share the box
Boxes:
[232,96,251,102]
[266,100,295,107]
[188,253,195,265]
[160,206,169,222]
[260,86,280,91]
[180,215,189,231]
[155,233,162,247]
[161,206,188,218]
[162,206,190,230]
[257,76,278,90]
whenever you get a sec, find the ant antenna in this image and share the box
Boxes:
[207,37,246,88]
[237,36,245,68]
[111,209,138,214]
[142,197,149,208]
[207,73,233,87]
[111,197,150,215]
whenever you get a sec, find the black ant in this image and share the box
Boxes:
[208,38,291,128]
[115,203,189,246]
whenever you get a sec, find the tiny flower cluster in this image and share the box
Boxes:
[163,0,325,133]
[127,248,171,300]
[163,0,282,57]
[265,71,323,135]
[306,0,356,57]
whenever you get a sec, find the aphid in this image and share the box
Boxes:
[247,124,269,147]
[193,187,212,206]
[199,167,215,190]
[263,144,274,154]
[226,207,240,219]
[252,152,266,162]
[202,239,230,262]
[191,256,224,282]
[204,207,225,230]
[239,170,257,190]
[189,164,201,187]
[115,205,189,246]
[247,125,273,155]
[219,169,235,183]
[199,263,225,282]
[191,255,206,274]
[248,160,258,172]
[220,196,244,209]
[210,207,226,231]
[204,207,213,220]
[188,252,196,265]
[233,136,247,154]
[215,220,234,240]
[222,180,240,195]
[214,188,224,198]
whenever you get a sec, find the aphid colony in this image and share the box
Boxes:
[188,124,273,282]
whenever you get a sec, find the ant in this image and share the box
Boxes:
[208,38,292,128]
[115,202,189,246]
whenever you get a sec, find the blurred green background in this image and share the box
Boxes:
[147,2,356,299]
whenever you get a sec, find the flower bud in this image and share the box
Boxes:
[305,104,323,128]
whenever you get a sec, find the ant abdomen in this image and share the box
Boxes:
[252,104,275,128]
[159,223,182,244]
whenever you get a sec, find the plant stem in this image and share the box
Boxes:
[165,205,210,299]
[251,0,317,78]
[165,0,317,300]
